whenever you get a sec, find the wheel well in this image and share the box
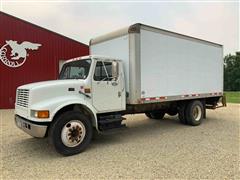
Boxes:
[177,99,206,118]
[45,104,96,137]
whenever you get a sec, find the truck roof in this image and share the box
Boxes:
[90,23,223,48]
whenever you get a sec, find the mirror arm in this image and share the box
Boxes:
[78,91,91,98]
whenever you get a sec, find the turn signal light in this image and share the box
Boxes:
[32,110,49,118]
[37,111,49,118]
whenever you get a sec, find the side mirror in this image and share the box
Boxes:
[112,61,119,81]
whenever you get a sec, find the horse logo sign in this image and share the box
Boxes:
[0,40,41,68]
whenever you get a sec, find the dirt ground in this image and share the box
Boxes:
[1,104,239,179]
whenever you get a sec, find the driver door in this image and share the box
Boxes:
[92,61,123,112]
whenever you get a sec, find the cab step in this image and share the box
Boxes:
[98,114,126,131]
[99,125,127,135]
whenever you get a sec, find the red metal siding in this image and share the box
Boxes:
[0,12,89,109]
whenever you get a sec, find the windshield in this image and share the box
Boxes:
[59,59,91,79]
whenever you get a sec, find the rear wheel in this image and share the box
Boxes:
[145,111,165,120]
[167,109,178,116]
[178,103,188,125]
[145,112,153,119]
[49,111,92,156]
[185,100,204,126]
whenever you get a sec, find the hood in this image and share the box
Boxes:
[18,80,83,90]
[17,80,88,106]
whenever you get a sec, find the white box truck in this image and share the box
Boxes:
[15,23,225,155]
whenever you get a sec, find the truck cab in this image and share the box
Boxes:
[15,55,126,155]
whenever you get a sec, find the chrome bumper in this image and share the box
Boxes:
[15,115,48,138]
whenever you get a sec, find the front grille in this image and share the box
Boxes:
[17,89,29,108]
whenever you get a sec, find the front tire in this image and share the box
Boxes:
[48,111,92,156]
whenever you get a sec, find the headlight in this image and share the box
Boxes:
[31,110,49,118]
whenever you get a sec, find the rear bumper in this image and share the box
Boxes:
[15,115,48,138]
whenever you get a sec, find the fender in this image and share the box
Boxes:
[30,95,98,129]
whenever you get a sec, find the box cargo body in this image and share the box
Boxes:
[90,23,223,105]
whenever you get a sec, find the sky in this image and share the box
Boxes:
[1,0,239,55]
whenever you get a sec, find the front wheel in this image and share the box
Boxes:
[48,111,92,156]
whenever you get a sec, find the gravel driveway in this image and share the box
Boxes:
[1,104,239,179]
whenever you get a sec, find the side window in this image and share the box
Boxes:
[104,62,113,78]
[94,61,113,81]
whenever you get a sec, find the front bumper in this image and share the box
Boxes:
[15,115,48,138]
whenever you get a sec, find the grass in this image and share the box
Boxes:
[224,91,240,103]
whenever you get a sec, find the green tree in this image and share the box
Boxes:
[224,52,240,91]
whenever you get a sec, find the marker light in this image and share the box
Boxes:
[84,88,91,93]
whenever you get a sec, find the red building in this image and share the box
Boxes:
[0,12,89,109]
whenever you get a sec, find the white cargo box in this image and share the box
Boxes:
[90,23,223,104]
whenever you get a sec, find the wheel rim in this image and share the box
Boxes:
[192,105,202,121]
[61,120,86,147]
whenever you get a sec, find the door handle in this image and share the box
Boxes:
[112,82,118,86]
